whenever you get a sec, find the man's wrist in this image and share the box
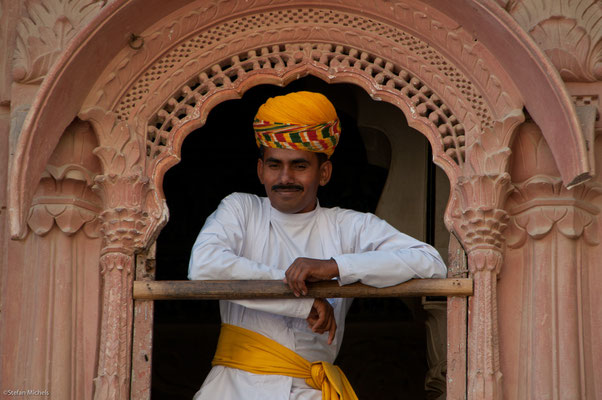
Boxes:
[328,257,340,279]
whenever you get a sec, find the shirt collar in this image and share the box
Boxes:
[268,198,321,223]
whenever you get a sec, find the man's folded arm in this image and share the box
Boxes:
[333,211,447,288]
[188,198,314,319]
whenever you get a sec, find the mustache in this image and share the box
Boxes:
[271,184,304,191]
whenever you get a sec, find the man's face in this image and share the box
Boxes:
[257,147,332,214]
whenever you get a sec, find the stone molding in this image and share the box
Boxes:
[506,0,602,82]
[13,0,107,84]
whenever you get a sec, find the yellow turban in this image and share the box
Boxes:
[253,91,341,158]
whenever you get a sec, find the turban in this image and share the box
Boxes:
[253,91,341,158]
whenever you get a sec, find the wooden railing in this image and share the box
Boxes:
[132,278,473,300]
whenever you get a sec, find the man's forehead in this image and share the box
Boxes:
[263,147,318,162]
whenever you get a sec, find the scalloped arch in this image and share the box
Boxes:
[8,0,590,239]
[134,41,472,201]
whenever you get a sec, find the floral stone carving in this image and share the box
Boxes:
[13,0,107,84]
[506,0,602,82]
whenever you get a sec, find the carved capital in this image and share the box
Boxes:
[27,169,102,237]
[451,174,512,254]
[27,119,102,237]
[506,175,602,247]
[449,112,523,253]
[80,107,166,253]
[13,0,106,84]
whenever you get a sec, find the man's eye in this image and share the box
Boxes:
[268,163,279,169]
[295,164,307,170]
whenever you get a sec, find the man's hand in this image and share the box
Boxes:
[307,298,337,345]
[284,257,339,297]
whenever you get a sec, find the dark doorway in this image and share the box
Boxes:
[150,76,437,399]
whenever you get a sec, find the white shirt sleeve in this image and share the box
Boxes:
[188,194,313,318]
[332,210,447,287]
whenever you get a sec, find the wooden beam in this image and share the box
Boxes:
[132,278,473,300]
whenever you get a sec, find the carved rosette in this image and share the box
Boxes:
[79,107,165,400]
[448,111,524,400]
[13,0,107,84]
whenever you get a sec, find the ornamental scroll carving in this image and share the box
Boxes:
[13,0,107,84]
[506,0,602,82]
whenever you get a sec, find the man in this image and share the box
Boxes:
[188,91,447,400]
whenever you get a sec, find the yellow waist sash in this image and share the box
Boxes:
[212,323,358,400]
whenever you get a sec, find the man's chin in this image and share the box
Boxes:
[268,194,301,213]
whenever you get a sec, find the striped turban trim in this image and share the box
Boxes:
[253,118,341,158]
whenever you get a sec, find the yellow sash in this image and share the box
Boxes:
[212,323,358,400]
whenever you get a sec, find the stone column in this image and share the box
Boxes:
[455,176,510,399]
[81,107,163,400]
[448,111,524,400]
[501,122,601,399]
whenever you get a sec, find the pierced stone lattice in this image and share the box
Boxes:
[119,7,492,128]
[146,43,466,165]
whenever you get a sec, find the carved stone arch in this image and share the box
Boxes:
[76,5,525,400]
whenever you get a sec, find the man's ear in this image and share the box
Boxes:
[257,158,264,184]
[319,160,332,186]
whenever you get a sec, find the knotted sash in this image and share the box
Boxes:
[212,323,358,400]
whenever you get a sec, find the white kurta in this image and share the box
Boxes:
[188,192,447,400]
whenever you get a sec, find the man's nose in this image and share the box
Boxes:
[279,166,295,183]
